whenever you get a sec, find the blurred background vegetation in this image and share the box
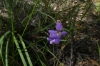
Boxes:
[0,0,100,66]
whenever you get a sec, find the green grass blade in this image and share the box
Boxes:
[33,51,46,66]
[81,3,92,20]
[37,55,46,66]
[0,31,10,66]
[0,31,10,58]
[5,38,9,66]
[18,34,33,66]
[96,40,100,63]
[44,43,61,64]
[22,0,39,36]
[12,33,27,66]
[46,49,61,63]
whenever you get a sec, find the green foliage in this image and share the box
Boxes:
[95,2,100,13]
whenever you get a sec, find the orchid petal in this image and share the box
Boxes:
[61,31,67,36]
[50,39,55,44]
[54,38,61,44]
[56,22,63,31]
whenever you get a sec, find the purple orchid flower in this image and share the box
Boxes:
[47,30,61,44]
[47,20,67,44]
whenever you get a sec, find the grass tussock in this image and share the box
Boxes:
[0,0,100,66]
